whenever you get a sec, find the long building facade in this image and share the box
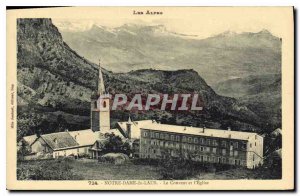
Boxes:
[139,123,263,169]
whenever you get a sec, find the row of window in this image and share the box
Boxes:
[142,145,240,157]
[143,138,246,151]
[140,153,245,166]
[142,131,246,149]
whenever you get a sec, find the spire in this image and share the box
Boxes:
[127,116,133,124]
[98,59,105,95]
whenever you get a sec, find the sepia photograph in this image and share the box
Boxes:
[6,6,294,190]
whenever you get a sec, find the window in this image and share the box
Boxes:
[150,140,154,145]
[212,148,217,154]
[253,154,255,161]
[222,157,226,163]
[160,141,164,147]
[234,142,239,148]
[182,136,187,142]
[150,132,154,138]
[103,101,107,108]
[176,143,180,149]
[213,140,218,146]
[200,138,205,144]
[255,135,257,140]
[176,136,180,141]
[212,156,216,163]
[255,142,256,146]
[200,147,204,152]
[222,149,226,155]
[234,150,238,157]
[165,134,169,140]
[155,133,159,138]
[194,138,198,143]
[250,143,252,148]
[221,141,227,147]
[160,133,164,139]
[207,139,211,145]
[200,156,203,162]
[206,147,210,152]
[242,143,247,149]
[143,132,148,137]
[171,135,174,141]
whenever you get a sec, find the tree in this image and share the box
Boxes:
[158,150,200,180]
[17,140,30,161]
[56,114,68,132]
[104,133,123,152]
[103,133,131,155]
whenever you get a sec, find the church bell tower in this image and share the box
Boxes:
[90,59,110,132]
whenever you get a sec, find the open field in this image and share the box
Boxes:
[71,159,161,180]
[17,158,281,180]
[17,158,161,180]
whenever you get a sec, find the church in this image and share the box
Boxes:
[21,61,264,169]
[24,62,126,159]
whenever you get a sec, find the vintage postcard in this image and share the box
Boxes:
[6,7,294,190]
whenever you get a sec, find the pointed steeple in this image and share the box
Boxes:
[98,59,105,95]
[127,116,133,124]
[126,115,132,139]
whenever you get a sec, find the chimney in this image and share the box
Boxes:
[227,127,231,131]
[203,126,206,133]
[35,130,41,138]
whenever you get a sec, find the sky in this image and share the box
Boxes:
[51,7,291,39]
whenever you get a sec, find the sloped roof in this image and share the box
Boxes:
[69,129,99,146]
[117,120,155,139]
[40,132,79,150]
[23,135,38,146]
[271,128,282,137]
[141,122,259,141]
[272,149,282,159]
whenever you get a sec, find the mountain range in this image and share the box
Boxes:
[17,18,281,142]
[60,23,281,86]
